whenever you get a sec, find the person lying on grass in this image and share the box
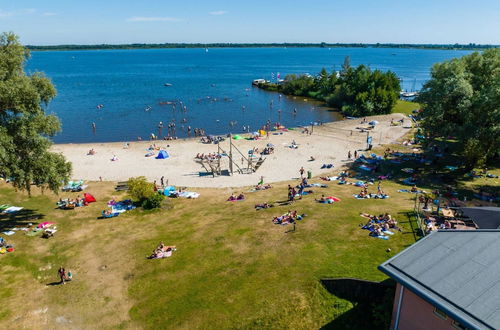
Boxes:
[228,193,245,201]
[255,202,274,210]
[149,242,177,259]
[360,213,400,232]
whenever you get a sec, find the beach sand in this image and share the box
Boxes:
[51,114,411,188]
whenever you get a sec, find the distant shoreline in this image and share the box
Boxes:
[27,43,498,52]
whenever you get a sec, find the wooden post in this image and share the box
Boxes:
[229,135,233,175]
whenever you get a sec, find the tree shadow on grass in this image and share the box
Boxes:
[0,209,45,231]
[345,145,499,208]
[320,278,396,330]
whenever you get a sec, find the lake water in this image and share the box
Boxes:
[26,47,473,143]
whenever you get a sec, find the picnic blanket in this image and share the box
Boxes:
[2,206,23,214]
[178,191,200,199]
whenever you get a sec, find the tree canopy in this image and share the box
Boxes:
[261,58,401,117]
[417,48,500,167]
[0,32,71,194]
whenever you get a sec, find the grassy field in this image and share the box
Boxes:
[393,100,420,115]
[1,134,498,329]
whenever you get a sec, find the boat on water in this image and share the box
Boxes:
[252,78,267,86]
[164,83,173,87]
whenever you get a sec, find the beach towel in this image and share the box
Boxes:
[375,235,389,240]
[359,165,374,172]
[179,191,200,199]
[321,176,338,181]
[2,231,15,236]
[353,194,370,199]
[37,222,54,229]
[3,206,23,213]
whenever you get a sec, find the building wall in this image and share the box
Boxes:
[390,283,459,330]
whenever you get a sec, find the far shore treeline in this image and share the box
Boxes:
[27,42,498,51]
[259,57,401,117]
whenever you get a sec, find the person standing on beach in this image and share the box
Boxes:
[58,266,66,285]
[354,150,358,159]
[299,167,305,178]
[348,150,352,160]
[158,121,163,137]
[160,176,164,187]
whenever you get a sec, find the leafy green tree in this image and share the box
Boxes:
[0,32,71,194]
[127,176,164,209]
[128,176,155,201]
[417,48,500,167]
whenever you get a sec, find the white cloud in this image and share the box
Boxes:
[127,16,181,22]
[42,12,57,16]
[209,10,228,16]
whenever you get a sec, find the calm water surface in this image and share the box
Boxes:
[26,47,472,143]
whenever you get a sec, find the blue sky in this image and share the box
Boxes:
[0,0,499,45]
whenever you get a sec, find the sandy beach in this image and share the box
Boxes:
[51,114,411,188]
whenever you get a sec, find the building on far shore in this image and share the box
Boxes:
[379,230,500,330]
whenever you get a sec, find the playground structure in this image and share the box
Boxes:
[195,135,266,177]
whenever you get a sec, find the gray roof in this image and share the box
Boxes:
[459,207,500,229]
[379,230,500,330]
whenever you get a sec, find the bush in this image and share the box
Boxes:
[142,193,165,210]
[128,176,155,202]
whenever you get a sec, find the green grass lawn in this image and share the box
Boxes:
[0,176,419,329]
[1,135,497,329]
[393,100,420,115]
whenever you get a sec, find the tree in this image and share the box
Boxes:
[0,32,71,194]
[417,48,500,167]
[341,56,351,73]
[127,176,164,209]
[128,176,155,202]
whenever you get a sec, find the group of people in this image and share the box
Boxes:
[272,210,304,225]
[360,213,400,237]
[57,196,86,209]
[193,128,206,137]
[57,266,73,284]
[347,150,358,160]
[195,153,221,160]
[148,242,177,259]
[227,193,245,201]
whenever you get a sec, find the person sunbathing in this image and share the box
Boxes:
[316,195,327,203]
[237,193,245,200]
[411,185,418,193]
[87,148,96,155]
[227,193,236,201]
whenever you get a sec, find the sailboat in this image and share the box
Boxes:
[205,48,208,53]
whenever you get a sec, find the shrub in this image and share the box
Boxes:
[142,193,165,210]
[128,176,155,202]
